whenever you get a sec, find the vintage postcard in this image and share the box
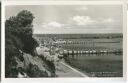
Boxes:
[5,4,124,78]
[0,0,126,83]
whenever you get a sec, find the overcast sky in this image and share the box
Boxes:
[6,5,122,34]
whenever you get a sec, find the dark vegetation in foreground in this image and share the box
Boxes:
[5,10,56,77]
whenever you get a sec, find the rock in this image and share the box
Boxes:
[14,51,56,77]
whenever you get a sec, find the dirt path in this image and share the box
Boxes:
[55,61,88,77]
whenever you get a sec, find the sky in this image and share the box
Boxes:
[6,5,123,34]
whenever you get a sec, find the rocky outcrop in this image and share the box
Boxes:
[16,50,56,78]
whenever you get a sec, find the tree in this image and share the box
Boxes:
[5,10,38,77]
[6,10,38,54]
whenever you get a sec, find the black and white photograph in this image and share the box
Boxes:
[5,4,123,78]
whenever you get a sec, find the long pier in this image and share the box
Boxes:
[59,49,122,55]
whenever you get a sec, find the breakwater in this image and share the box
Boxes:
[60,49,122,55]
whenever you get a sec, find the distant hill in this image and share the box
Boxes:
[33,33,123,39]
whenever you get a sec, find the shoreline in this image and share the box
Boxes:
[55,60,88,77]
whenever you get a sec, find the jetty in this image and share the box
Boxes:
[60,49,122,55]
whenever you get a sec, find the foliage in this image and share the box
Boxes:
[6,10,38,53]
[26,63,48,77]
[5,10,38,77]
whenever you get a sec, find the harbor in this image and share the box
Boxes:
[35,33,123,77]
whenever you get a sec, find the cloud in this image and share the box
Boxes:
[76,6,88,11]
[71,15,115,27]
[42,21,64,29]
[33,17,117,34]
[72,16,96,25]
[102,18,114,23]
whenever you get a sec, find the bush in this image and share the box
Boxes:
[5,10,38,77]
